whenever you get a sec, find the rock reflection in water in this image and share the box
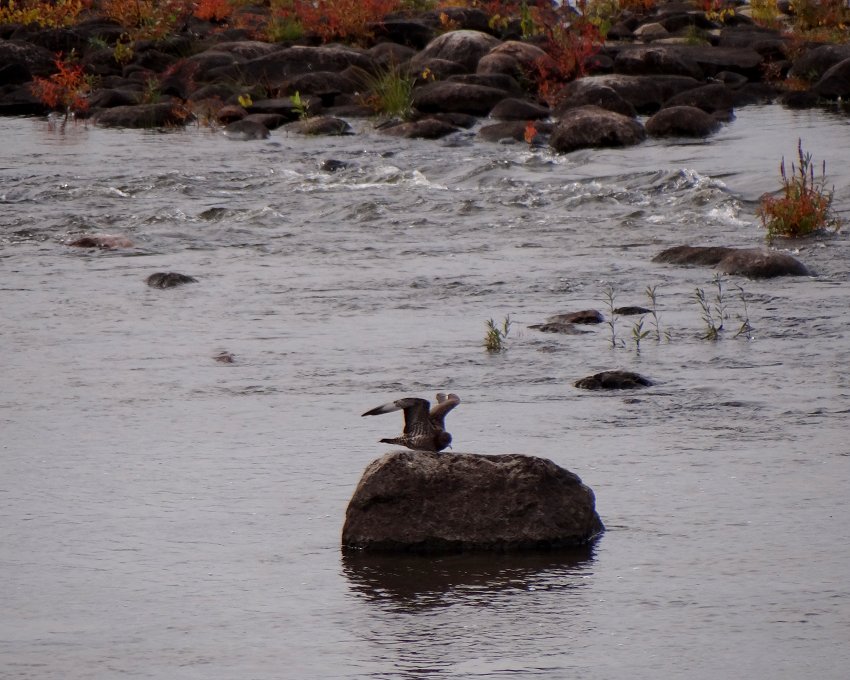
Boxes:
[342,547,596,609]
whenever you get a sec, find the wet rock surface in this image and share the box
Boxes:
[342,450,604,553]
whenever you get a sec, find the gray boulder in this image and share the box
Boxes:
[646,105,721,137]
[411,30,501,73]
[342,450,604,553]
[550,105,646,153]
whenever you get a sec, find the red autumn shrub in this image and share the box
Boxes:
[29,52,92,117]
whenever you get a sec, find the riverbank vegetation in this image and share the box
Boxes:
[757,139,841,239]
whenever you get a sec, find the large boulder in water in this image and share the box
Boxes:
[342,450,604,553]
[652,245,811,278]
[646,105,721,137]
[550,105,646,153]
[93,102,187,128]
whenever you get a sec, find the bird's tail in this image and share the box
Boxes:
[379,437,405,446]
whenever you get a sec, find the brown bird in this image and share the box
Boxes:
[361,393,460,452]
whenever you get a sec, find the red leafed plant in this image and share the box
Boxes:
[533,3,603,106]
[289,0,401,45]
[29,52,93,120]
[757,139,842,240]
[193,0,233,22]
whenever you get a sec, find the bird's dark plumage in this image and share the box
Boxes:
[362,393,460,452]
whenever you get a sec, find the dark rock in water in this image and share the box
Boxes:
[146,272,198,288]
[381,117,460,139]
[223,118,270,140]
[291,115,353,136]
[652,244,735,266]
[321,159,349,172]
[574,370,653,390]
[550,105,646,153]
[528,322,590,334]
[478,120,553,144]
[646,105,721,137]
[653,245,811,278]
[214,351,235,364]
[716,248,812,278]
[66,234,133,249]
[94,102,187,128]
[547,309,604,325]
[780,90,821,110]
[342,450,604,553]
[613,305,651,316]
[243,112,286,130]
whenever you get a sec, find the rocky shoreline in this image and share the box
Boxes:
[2,1,849,151]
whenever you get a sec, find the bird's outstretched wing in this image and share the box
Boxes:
[362,397,433,436]
[429,393,460,429]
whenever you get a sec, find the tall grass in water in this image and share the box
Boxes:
[357,63,415,119]
[484,316,512,353]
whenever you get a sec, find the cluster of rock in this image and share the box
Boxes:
[2,2,850,150]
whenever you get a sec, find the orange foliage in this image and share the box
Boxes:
[287,0,401,44]
[29,52,92,116]
[193,0,233,22]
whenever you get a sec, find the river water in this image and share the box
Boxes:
[2,105,849,679]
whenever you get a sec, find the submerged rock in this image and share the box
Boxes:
[574,370,653,390]
[146,272,198,288]
[342,450,604,553]
[646,105,721,137]
[653,245,811,278]
[223,118,270,140]
[66,234,133,249]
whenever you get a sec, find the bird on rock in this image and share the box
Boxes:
[361,393,460,452]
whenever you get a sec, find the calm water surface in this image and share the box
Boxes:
[1,106,849,679]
